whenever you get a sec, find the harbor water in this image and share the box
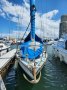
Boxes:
[4,45,67,90]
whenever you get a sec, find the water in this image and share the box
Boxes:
[4,45,67,90]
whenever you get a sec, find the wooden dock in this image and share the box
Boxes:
[0,49,16,90]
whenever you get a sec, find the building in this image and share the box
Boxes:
[59,15,67,38]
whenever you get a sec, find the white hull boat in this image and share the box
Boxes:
[19,52,47,80]
[53,38,67,64]
[0,43,10,56]
[18,0,47,83]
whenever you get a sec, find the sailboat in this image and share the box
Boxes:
[18,0,47,83]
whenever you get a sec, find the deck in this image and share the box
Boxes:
[0,49,16,90]
[0,49,16,70]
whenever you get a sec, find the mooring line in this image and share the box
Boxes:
[23,72,41,84]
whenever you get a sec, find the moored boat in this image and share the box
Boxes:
[0,42,10,56]
[53,15,67,64]
[18,0,47,83]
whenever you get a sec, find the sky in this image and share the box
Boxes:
[0,0,67,38]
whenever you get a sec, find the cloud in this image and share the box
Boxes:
[44,10,59,19]
[0,0,60,39]
[0,0,30,29]
[41,10,60,38]
[0,8,5,18]
[35,10,60,39]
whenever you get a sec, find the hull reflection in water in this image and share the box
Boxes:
[4,45,67,90]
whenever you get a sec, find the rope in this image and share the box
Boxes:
[23,72,41,84]
[22,22,31,39]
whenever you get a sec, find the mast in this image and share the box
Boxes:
[30,0,36,41]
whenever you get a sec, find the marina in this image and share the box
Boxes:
[0,0,67,90]
[3,45,67,90]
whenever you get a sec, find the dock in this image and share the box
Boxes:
[0,75,6,90]
[0,49,16,90]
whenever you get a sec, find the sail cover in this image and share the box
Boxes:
[20,0,43,61]
[20,40,43,60]
[24,32,43,43]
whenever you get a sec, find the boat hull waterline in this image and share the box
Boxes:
[18,52,47,83]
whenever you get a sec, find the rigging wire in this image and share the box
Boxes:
[40,0,45,45]
[22,21,31,39]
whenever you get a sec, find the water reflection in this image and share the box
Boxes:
[4,45,67,90]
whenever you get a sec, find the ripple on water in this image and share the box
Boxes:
[4,45,67,90]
